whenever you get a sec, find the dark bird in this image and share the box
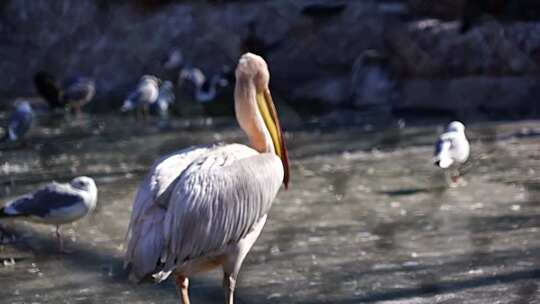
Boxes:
[0,176,98,252]
[33,72,96,115]
[34,71,64,109]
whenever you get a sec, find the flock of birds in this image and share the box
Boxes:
[0,53,470,303]
[1,49,231,143]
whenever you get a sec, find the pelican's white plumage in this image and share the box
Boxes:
[125,53,289,304]
[434,121,470,169]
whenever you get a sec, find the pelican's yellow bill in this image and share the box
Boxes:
[256,89,290,188]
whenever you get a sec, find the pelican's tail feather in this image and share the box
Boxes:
[125,203,166,282]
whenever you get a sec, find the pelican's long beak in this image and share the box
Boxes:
[256,87,290,188]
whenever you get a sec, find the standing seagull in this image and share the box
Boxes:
[125,53,289,304]
[0,176,98,252]
[434,121,470,184]
[1,101,34,143]
[121,75,160,120]
[151,80,175,118]
[61,77,96,116]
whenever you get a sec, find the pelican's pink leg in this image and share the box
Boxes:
[223,273,236,304]
[174,274,190,304]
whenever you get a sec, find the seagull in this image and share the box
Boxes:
[0,176,98,252]
[151,80,175,118]
[121,75,160,120]
[1,100,34,144]
[125,53,289,304]
[434,121,470,184]
[61,77,96,116]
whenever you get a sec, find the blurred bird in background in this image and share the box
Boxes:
[61,77,96,116]
[178,66,228,104]
[121,75,160,120]
[33,71,96,116]
[1,100,34,144]
[150,80,175,118]
[34,71,64,110]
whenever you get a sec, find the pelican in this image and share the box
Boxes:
[0,176,98,252]
[125,53,289,304]
[434,121,470,184]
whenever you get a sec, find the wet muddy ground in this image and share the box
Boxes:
[0,114,539,303]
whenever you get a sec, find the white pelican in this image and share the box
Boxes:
[434,121,470,183]
[125,53,289,303]
[0,176,98,252]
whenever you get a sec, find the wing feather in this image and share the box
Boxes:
[3,183,82,218]
[125,145,213,280]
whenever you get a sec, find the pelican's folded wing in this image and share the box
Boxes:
[161,151,284,271]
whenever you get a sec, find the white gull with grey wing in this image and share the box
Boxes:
[434,121,470,169]
[0,176,98,251]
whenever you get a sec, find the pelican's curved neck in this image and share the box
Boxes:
[235,79,274,154]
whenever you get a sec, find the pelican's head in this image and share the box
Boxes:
[235,53,290,188]
[447,121,465,133]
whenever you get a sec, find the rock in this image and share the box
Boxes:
[386,19,540,116]
[292,77,350,107]
[408,0,465,20]
[395,76,540,116]
[387,20,540,78]
[351,50,394,109]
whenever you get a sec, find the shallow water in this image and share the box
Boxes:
[0,114,539,303]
